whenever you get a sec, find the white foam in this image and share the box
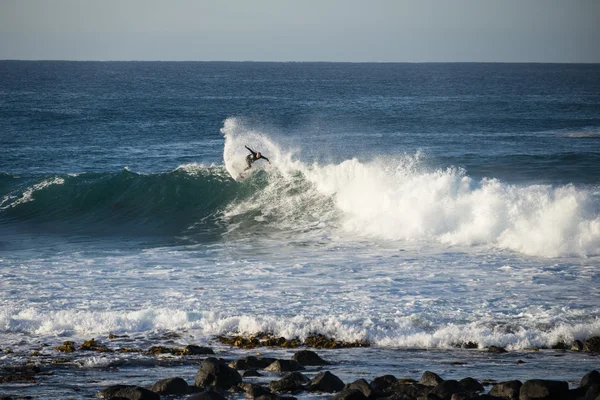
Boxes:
[0,177,65,210]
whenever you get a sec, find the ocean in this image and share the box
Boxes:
[1,61,599,398]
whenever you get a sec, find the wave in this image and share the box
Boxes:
[1,305,599,351]
[2,117,599,257]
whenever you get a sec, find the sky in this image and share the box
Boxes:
[1,0,599,62]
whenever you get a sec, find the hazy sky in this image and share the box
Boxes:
[1,0,599,62]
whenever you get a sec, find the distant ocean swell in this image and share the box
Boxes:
[1,119,599,257]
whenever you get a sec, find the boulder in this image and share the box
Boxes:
[241,383,271,399]
[185,345,215,355]
[429,380,464,399]
[572,340,584,351]
[186,387,228,400]
[519,379,568,400]
[585,383,600,400]
[230,356,274,370]
[307,371,345,393]
[150,377,189,395]
[384,382,429,398]
[420,371,444,387]
[243,369,263,377]
[98,385,159,400]
[584,337,600,353]
[489,380,522,400]
[332,388,367,400]
[291,350,329,366]
[487,346,508,354]
[345,379,374,398]
[269,372,310,394]
[581,371,600,389]
[459,377,484,393]
[370,375,398,392]
[265,360,304,374]
[194,357,242,389]
[451,393,479,400]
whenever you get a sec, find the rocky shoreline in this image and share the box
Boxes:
[1,334,599,400]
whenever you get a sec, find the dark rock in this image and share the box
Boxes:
[519,379,568,400]
[291,350,329,366]
[333,388,367,400]
[307,371,345,393]
[584,337,600,353]
[230,356,274,370]
[98,385,159,400]
[572,340,584,351]
[489,380,522,400]
[451,393,479,400]
[240,383,271,399]
[384,382,430,398]
[420,371,444,387]
[585,383,600,400]
[150,377,189,395]
[255,395,298,400]
[269,372,310,394]
[345,379,374,398]
[550,342,568,350]
[487,346,507,354]
[581,371,600,389]
[194,357,242,389]
[243,369,263,377]
[185,345,215,355]
[429,380,464,399]
[476,395,507,400]
[187,387,228,400]
[416,394,443,400]
[265,360,304,374]
[371,375,398,392]
[459,378,484,393]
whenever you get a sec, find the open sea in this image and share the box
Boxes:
[1,61,599,398]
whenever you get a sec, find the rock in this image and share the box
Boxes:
[384,383,429,398]
[98,385,159,400]
[307,371,345,393]
[519,379,568,400]
[581,371,600,389]
[291,350,329,366]
[54,341,76,352]
[489,380,522,400]
[269,372,310,394]
[332,388,367,400]
[572,340,584,351]
[451,393,479,400]
[420,371,444,387]
[487,346,508,354]
[255,395,298,400]
[243,369,263,377]
[240,383,271,399]
[459,377,484,393]
[150,377,189,395]
[187,387,228,400]
[264,360,304,374]
[370,375,398,392]
[584,337,600,353]
[230,356,273,370]
[194,357,242,389]
[185,345,215,355]
[345,379,374,398]
[429,380,464,399]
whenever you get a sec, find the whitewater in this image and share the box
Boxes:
[1,61,599,398]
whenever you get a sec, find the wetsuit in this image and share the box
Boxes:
[245,146,270,170]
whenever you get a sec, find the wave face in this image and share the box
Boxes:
[2,117,599,257]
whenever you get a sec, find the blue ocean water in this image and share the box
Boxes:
[1,61,600,398]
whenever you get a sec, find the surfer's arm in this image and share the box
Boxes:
[245,145,255,154]
[261,156,270,164]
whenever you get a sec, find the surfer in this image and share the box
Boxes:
[244,145,270,170]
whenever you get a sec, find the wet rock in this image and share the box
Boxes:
[80,338,113,353]
[194,357,242,390]
[332,388,367,400]
[572,340,584,351]
[255,395,298,400]
[459,377,484,393]
[291,350,329,366]
[264,360,304,374]
[0,364,40,384]
[54,341,76,352]
[519,379,568,400]
[98,385,159,400]
[269,372,310,394]
[230,356,273,370]
[550,342,568,350]
[451,393,479,400]
[420,371,444,387]
[307,371,345,393]
[243,369,263,377]
[150,377,189,395]
[489,380,522,400]
[584,337,600,353]
[187,387,228,400]
[370,375,398,392]
[584,384,600,400]
[345,379,374,398]
[581,371,600,389]
[184,345,215,355]
[384,382,430,399]
[487,346,507,354]
[429,380,464,399]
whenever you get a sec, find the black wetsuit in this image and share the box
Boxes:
[245,146,270,170]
